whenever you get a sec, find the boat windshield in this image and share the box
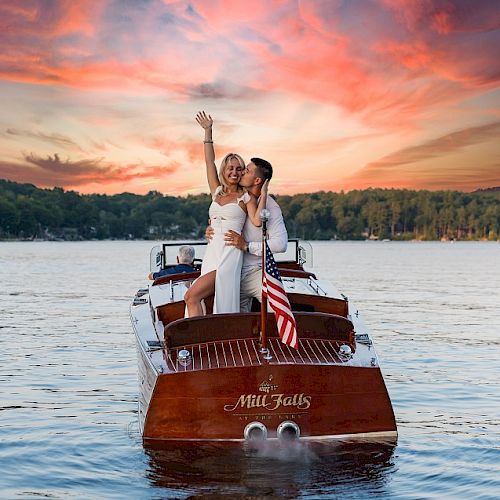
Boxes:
[149,239,313,272]
[150,242,207,273]
[298,240,313,268]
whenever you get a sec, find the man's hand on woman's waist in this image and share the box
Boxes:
[224,230,248,252]
[205,225,214,241]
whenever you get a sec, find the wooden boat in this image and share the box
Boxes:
[130,240,397,443]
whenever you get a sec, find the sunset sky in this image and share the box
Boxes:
[0,0,499,196]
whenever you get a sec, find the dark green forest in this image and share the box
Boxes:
[0,179,499,241]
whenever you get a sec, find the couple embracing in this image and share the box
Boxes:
[184,112,288,317]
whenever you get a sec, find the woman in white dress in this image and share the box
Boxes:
[184,111,268,317]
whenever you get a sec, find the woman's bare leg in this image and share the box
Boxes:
[184,271,216,317]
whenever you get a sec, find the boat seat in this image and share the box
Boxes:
[277,262,303,270]
[289,293,348,317]
[164,312,354,349]
[153,267,314,285]
[279,269,317,279]
[153,270,201,286]
[157,301,186,325]
[157,296,214,325]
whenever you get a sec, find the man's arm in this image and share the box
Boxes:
[224,199,288,254]
[148,267,177,280]
[247,202,288,256]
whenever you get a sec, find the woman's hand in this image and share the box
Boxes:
[196,111,213,129]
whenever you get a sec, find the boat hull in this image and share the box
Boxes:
[141,360,397,442]
[134,242,398,443]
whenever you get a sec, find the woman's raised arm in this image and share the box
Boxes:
[196,111,220,195]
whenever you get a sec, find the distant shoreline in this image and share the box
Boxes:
[2,179,499,242]
[1,237,497,243]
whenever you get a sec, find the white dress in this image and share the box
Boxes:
[201,187,251,313]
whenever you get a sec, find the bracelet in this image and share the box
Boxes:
[203,140,213,144]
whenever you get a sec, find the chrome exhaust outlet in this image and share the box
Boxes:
[244,421,268,441]
[277,421,300,441]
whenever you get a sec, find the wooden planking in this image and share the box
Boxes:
[288,293,349,317]
[143,363,398,441]
[164,312,354,349]
[166,337,350,373]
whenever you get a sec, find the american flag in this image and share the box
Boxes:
[262,241,298,349]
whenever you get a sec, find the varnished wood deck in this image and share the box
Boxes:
[165,337,350,373]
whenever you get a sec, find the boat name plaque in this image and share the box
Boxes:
[223,393,311,412]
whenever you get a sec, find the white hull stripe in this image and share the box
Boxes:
[144,430,398,443]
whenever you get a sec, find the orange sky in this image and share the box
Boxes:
[0,0,499,195]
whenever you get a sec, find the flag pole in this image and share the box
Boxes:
[259,209,271,360]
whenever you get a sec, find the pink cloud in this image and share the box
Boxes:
[237,0,500,127]
[0,2,38,21]
[0,152,180,188]
[0,0,220,94]
[0,0,499,195]
[51,0,105,37]
[191,0,289,30]
[147,136,240,164]
[5,128,79,149]
[148,137,204,163]
[381,0,500,34]
[0,0,497,128]
[339,121,500,190]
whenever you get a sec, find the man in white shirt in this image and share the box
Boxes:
[222,157,288,312]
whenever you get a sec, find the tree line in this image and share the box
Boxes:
[0,179,498,241]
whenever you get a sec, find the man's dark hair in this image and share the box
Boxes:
[251,157,273,182]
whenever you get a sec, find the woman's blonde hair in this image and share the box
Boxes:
[218,153,245,193]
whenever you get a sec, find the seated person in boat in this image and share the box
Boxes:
[148,245,195,280]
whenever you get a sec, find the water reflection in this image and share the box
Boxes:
[145,439,397,497]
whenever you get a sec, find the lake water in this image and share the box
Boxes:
[0,241,499,499]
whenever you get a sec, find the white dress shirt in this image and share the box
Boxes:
[241,195,288,278]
